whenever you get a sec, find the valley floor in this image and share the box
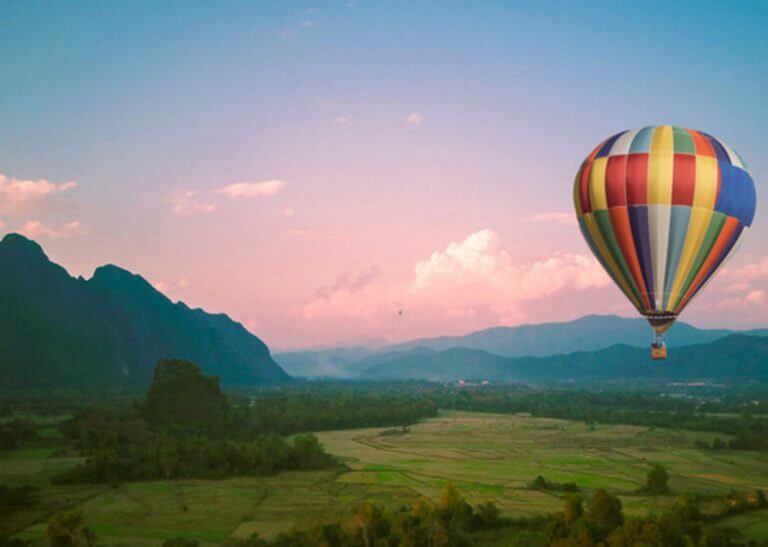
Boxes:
[4,410,768,545]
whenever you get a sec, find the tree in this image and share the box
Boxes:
[543,516,568,545]
[753,489,767,507]
[305,523,345,547]
[348,502,390,547]
[644,463,670,494]
[473,502,500,529]
[143,359,231,433]
[564,494,583,526]
[439,483,473,531]
[712,438,728,450]
[289,433,333,469]
[530,475,549,490]
[698,526,738,547]
[585,489,623,539]
[46,511,96,547]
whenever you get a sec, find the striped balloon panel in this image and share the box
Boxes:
[573,126,756,317]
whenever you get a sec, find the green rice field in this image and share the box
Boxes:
[4,411,768,545]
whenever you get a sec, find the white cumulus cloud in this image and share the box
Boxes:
[413,229,608,299]
[302,229,609,322]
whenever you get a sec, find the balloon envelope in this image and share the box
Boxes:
[573,126,756,333]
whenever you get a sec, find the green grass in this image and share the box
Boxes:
[7,410,768,545]
[317,411,768,520]
[718,509,768,542]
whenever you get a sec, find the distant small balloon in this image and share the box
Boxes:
[398,309,403,316]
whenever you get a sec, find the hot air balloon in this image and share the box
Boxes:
[573,126,756,359]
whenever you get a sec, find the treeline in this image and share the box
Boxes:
[0,390,139,419]
[433,387,768,450]
[239,487,766,547]
[52,431,332,484]
[51,372,443,485]
[6,382,767,451]
[44,485,766,547]
[542,489,766,547]
[529,475,580,493]
[52,360,334,484]
[239,384,438,435]
[245,483,504,547]
[695,435,768,451]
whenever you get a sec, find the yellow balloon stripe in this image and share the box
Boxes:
[693,155,719,209]
[581,212,643,311]
[647,151,673,205]
[682,227,747,312]
[588,157,608,211]
[670,212,727,312]
[666,206,713,311]
[573,166,584,216]
[651,125,674,154]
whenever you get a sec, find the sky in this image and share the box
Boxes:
[1,1,766,349]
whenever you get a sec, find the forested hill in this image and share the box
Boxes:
[360,334,768,384]
[0,233,290,389]
[277,315,768,378]
[383,314,765,357]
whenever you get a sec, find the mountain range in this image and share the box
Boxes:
[4,233,766,390]
[381,315,765,356]
[275,315,768,379]
[0,233,290,389]
[358,335,768,384]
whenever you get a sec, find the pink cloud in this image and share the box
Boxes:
[220,180,286,198]
[405,112,423,125]
[302,229,609,323]
[696,258,768,314]
[725,282,749,293]
[165,190,216,215]
[0,172,77,214]
[411,229,608,309]
[20,220,87,239]
[315,267,381,299]
[746,289,766,305]
[722,257,768,283]
[154,277,191,296]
